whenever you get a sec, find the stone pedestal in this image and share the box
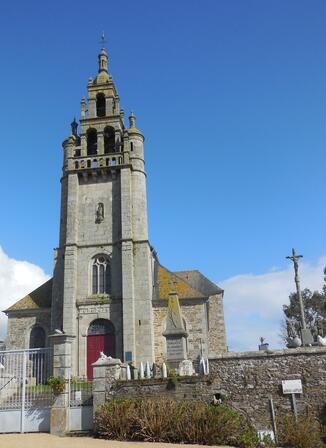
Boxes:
[92,356,121,419]
[48,333,75,436]
[301,328,314,346]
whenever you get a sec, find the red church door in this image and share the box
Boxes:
[86,319,116,379]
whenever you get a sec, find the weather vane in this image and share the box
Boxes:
[99,31,107,47]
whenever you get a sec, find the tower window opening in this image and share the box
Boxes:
[104,126,116,153]
[96,93,106,117]
[92,255,111,294]
[130,142,134,152]
[87,128,97,155]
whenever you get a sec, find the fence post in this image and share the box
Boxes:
[48,334,75,436]
[92,356,121,421]
[20,350,27,433]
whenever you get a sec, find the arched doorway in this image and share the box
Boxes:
[29,326,46,384]
[29,326,46,348]
[87,319,115,379]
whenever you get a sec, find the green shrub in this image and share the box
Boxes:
[278,414,324,448]
[47,376,65,394]
[95,398,259,447]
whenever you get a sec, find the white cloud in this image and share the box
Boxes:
[221,256,326,352]
[0,247,50,340]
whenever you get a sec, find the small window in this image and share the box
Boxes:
[96,93,106,117]
[92,255,111,294]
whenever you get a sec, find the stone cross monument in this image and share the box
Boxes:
[286,248,313,346]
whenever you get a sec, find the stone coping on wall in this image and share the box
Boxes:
[210,346,326,361]
[113,375,210,388]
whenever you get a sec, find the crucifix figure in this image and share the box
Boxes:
[286,248,306,331]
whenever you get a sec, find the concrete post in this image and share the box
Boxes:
[49,334,75,436]
[92,356,121,420]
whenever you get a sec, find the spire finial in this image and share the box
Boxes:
[129,111,136,128]
[100,31,106,48]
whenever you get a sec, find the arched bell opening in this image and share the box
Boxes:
[87,128,97,155]
[96,93,106,117]
[104,126,115,154]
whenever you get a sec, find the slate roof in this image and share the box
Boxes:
[175,270,223,296]
[156,264,221,300]
[4,279,52,313]
[5,265,222,312]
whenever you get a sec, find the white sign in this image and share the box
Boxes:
[282,379,302,394]
[74,391,82,401]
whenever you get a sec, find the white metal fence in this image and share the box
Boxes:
[69,377,93,408]
[0,348,53,433]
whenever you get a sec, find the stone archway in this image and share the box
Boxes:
[86,319,115,379]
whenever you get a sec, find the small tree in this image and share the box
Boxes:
[282,267,326,343]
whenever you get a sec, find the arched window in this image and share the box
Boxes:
[104,126,115,153]
[29,326,46,349]
[92,255,111,294]
[96,93,106,117]
[87,128,97,155]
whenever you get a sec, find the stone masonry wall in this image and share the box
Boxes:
[153,294,227,363]
[6,310,51,350]
[100,347,326,431]
[209,347,326,429]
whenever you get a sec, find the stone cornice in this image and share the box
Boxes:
[209,346,326,361]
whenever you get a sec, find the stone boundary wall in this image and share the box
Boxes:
[108,376,213,402]
[209,346,326,429]
[95,347,326,431]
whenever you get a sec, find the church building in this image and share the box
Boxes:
[4,47,227,377]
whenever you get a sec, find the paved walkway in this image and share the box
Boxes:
[0,434,233,448]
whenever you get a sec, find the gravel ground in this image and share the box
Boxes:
[0,434,233,448]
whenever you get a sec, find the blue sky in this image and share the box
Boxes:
[0,1,326,350]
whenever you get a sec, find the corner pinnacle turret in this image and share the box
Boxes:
[98,47,108,73]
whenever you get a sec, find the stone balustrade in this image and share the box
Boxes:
[68,153,125,171]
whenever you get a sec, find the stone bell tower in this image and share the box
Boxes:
[51,46,155,374]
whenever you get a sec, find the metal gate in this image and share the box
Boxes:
[68,377,93,431]
[0,348,53,433]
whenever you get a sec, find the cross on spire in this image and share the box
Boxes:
[99,31,107,47]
